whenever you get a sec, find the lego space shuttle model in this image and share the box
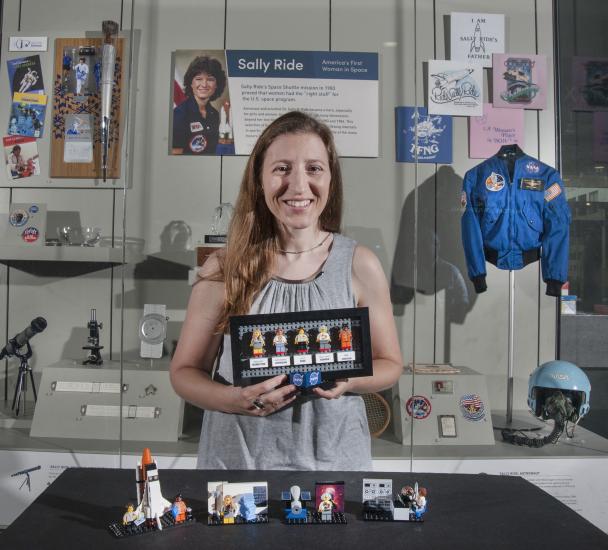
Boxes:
[135,448,171,530]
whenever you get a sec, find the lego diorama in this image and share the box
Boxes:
[362,479,428,522]
[229,307,372,389]
[207,481,269,525]
[108,448,194,538]
[281,481,347,524]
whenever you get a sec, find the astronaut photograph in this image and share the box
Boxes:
[171,49,235,155]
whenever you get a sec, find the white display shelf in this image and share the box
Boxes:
[0,245,142,266]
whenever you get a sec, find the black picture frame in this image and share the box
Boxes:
[229,307,372,386]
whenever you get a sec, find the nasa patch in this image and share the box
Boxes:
[189,134,207,153]
[459,393,485,421]
[485,172,505,192]
[190,121,203,132]
[22,226,39,243]
[525,160,540,174]
[405,395,432,420]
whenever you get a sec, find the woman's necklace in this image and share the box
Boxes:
[278,232,331,255]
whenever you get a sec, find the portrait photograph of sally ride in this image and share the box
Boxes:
[171,50,235,156]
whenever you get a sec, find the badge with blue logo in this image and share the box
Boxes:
[291,372,304,387]
[525,160,540,174]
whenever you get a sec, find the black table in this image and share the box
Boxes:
[2,468,606,549]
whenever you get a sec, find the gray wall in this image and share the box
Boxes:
[0,1,557,427]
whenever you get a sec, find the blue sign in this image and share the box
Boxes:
[396,106,452,164]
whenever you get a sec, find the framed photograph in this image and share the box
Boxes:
[229,307,372,387]
[171,50,234,155]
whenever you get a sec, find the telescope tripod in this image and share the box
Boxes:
[11,342,37,417]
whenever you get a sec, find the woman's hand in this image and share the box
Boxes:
[224,374,298,416]
[312,378,352,400]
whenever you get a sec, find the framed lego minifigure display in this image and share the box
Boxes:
[229,307,372,388]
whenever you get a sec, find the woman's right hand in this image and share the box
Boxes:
[223,374,298,417]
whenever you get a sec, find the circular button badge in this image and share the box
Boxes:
[405,395,432,420]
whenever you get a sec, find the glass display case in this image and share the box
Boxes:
[0,0,606,532]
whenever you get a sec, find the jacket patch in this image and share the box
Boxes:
[544,182,562,202]
[485,172,505,192]
[520,178,544,191]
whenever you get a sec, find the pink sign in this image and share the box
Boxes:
[469,103,525,159]
[492,54,548,110]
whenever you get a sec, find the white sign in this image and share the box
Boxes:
[428,60,484,116]
[9,36,48,52]
[450,12,505,68]
[226,50,379,156]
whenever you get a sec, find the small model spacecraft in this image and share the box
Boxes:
[135,447,172,530]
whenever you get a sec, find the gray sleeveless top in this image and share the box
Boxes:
[197,233,372,470]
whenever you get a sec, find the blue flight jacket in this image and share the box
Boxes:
[461,153,571,297]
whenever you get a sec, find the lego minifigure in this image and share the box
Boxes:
[316,325,331,352]
[122,503,142,525]
[222,495,237,524]
[294,327,309,354]
[250,328,265,357]
[318,490,336,521]
[171,494,187,524]
[398,485,415,507]
[339,325,353,351]
[273,328,288,355]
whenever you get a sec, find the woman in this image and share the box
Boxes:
[170,111,402,470]
[172,56,226,155]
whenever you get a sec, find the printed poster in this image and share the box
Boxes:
[428,60,483,116]
[450,12,505,68]
[572,56,608,111]
[6,54,44,94]
[395,106,452,163]
[3,135,40,179]
[493,54,548,110]
[226,50,378,156]
[469,103,524,159]
[8,92,47,138]
[172,50,235,155]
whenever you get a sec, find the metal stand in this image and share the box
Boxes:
[11,342,37,417]
[506,270,515,425]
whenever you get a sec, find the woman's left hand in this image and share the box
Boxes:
[312,378,351,400]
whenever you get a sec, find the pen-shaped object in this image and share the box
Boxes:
[100,20,118,182]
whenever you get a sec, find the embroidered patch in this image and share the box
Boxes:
[485,172,505,192]
[544,182,562,202]
[190,121,203,132]
[459,393,485,421]
[405,395,432,420]
[520,178,544,191]
[189,134,207,153]
[525,160,540,174]
[460,191,467,209]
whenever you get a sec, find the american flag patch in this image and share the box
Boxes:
[544,182,562,202]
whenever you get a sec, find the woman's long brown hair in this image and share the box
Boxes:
[211,111,343,332]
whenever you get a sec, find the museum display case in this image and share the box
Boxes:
[0,0,606,533]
